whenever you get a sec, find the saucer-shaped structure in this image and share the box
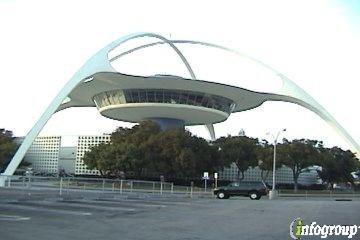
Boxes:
[1,32,359,183]
[60,71,269,127]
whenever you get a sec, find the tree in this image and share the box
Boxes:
[84,121,161,177]
[83,121,223,180]
[83,143,113,176]
[112,121,161,177]
[317,147,359,188]
[257,140,281,182]
[146,129,221,179]
[278,139,322,191]
[215,136,259,180]
[0,129,19,173]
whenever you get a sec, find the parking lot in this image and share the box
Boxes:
[0,188,359,240]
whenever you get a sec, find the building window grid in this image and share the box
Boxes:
[93,89,235,114]
[75,135,111,175]
[24,136,61,173]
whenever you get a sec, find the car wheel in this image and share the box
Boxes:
[249,191,259,200]
[217,192,227,199]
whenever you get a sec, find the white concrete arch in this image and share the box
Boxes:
[109,38,217,140]
[1,33,358,186]
[107,39,360,157]
[0,33,200,183]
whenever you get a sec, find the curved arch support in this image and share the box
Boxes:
[109,39,360,157]
[0,32,200,186]
[0,34,114,180]
[268,77,360,158]
[1,33,358,187]
[206,124,216,141]
[109,34,219,140]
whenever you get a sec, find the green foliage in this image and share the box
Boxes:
[257,140,279,181]
[148,129,221,178]
[83,121,161,177]
[278,139,323,191]
[83,121,222,179]
[317,147,359,187]
[215,136,259,180]
[83,123,360,188]
[0,129,18,171]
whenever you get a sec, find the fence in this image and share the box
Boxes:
[278,189,360,199]
[0,175,214,198]
[2,175,359,200]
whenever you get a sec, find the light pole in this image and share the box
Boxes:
[266,128,286,199]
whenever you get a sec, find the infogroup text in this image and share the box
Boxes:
[290,218,360,239]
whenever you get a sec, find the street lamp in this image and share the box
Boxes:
[266,128,286,200]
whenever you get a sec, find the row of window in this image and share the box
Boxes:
[93,89,235,114]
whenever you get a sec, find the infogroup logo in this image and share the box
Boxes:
[290,218,359,239]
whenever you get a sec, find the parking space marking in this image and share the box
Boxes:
[0,214,31,221]
[88,199,167,208]
[116,198,194,206]
[2,203,92,216]
[54,200,136,212]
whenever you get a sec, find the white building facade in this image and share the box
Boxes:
[19,135,319,184]
[219,163,319,185]
[18,135,110,176]
[18,136,61,174]
[75,135,111,175]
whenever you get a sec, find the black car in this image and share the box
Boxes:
[214,181,269,200]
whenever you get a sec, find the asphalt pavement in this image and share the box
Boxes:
[0,188,359,240]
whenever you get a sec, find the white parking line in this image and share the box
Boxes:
[86,199,167,208]
[0,214,31,221]
[122,199,193,206]
[48,201,136,212]
[2,204,92,216]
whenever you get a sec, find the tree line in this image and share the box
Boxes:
[83,122,222,181]
[0,124,359,191]
[81,122,360,190]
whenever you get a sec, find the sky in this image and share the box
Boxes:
[0,0,359,150]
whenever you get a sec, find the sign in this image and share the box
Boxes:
[214,172,218,179]
[202,172,209,180]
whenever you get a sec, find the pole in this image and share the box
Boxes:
[102,179,105,193]
[272,141,276,192]
[268,128,286,200]
[204,179,207,192]
[190,181,194,198]
[67,177,70,194]
[59,177,63,196]
[22,176,25,189]
[120,180,123,194]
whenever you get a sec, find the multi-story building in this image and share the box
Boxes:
[18,135,319,184]
[58,146,77,174]
[75,135,111,175]
[17,136,61,174]
[18,135,110,176]
[219,162,319,185]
